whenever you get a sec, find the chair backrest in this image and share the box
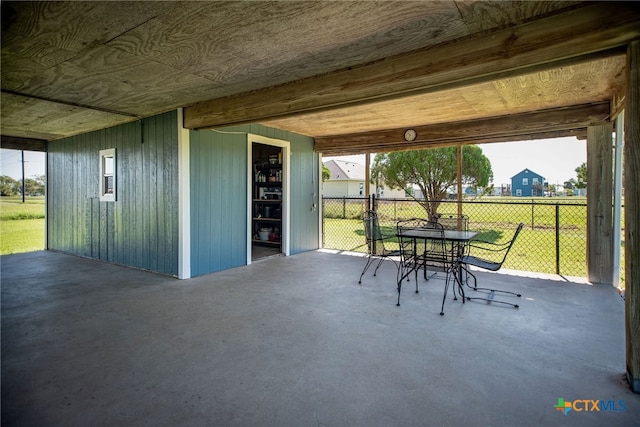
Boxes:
[505,221,524,254]
[493,222,525,267]
[362,210,386,255]
[437,213,469,231]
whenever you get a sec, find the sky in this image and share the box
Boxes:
[0,149,46,180]
[1,136,586,185]
[323,136,586,187]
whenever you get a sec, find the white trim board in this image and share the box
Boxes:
[246,134,291,265]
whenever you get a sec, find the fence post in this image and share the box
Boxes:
[321,197,325,248]
[555,204,560,274]
[342,197,346,219]
[531,199,535,230]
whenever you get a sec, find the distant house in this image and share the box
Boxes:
[494,184,511,196]
[323,160,405,198]
[511,168,545,197]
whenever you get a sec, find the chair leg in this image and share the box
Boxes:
[372,256,386,276]
[414,258,419,294]
[440,269,451,315]
[397,260,414,306]
[462,266,521,308]
[453,263,467,301]
[451,263,465,302]
[359,254,376,284]
[396,264,411,307]
[440,263,467,316]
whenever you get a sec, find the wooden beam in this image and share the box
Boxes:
[624,40,640,394]
[314,103,609,155]
[586,124,613,285]
[1,135,47,152]
[184,3,639,130]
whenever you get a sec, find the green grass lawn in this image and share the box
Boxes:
[0,196,45,254]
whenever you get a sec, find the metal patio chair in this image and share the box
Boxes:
[460,223,525,308]
[358,210,401,284]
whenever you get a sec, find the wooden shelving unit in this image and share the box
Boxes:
[252,153,283,249]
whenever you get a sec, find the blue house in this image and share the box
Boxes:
[511,168,545,197]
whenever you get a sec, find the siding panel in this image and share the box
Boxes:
[190,130,247,276]
[47,111,179,276]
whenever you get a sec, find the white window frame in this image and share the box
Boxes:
[533,177,539,184]
[99,148,116,202]
[522,177,529,186]
[516,189,522,196]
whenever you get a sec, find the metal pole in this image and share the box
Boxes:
[612,113,624,287]
[321,198,325,248]
[457,145,463,219]
[21,149,25,203]
[555,204,560,274]
[365,153,370,199]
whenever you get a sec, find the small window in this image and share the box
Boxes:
[522,178,529,186]
[533,178,539,184]
[99,148,116,202]
[516,189,522,196]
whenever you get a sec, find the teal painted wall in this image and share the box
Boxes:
[190,124,319,276]
[190,130,248,276]
[47,111,179,276]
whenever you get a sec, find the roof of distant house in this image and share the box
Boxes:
[324,160,365,181]
[511,168,545,180]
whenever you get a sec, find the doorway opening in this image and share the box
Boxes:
[247,135,289,262]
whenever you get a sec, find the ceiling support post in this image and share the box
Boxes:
[586,124,613,285]
[613,113,624,288]
[624,40,640,394]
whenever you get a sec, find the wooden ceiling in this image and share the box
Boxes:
[1,1,639,154]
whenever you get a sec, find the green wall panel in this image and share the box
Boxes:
[190,130,247,276]
[47,111,179,276]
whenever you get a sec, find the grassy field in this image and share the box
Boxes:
[0,196,45,254]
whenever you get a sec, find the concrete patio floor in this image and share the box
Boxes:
[1,250,638,426]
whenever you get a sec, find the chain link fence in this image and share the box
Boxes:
[322,196,625,283]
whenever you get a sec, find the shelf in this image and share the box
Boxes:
[253,217,281,222]
[252,239,280,246]
[253,199,281,203]
[254,181,282,186]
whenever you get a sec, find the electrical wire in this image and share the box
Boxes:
[209,129,247,135]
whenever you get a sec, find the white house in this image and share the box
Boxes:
[323,160,405,198]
